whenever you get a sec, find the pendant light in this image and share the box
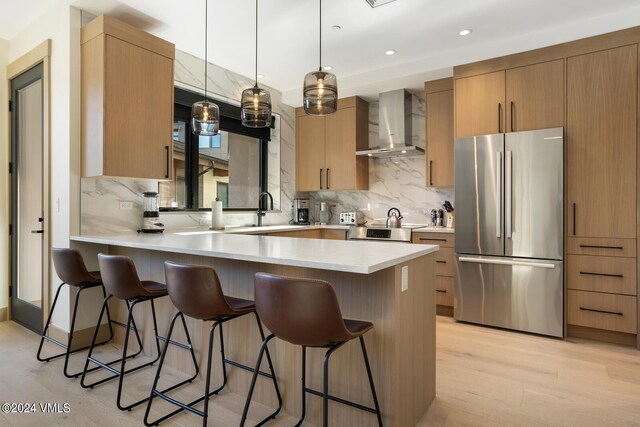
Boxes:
[192,0,220,136]
[303,0,337,116]
[241,0,272,128]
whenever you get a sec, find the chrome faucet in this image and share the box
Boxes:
[256,191,273,227]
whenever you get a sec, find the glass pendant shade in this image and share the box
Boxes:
[241,85,272,128]
[191,100,220,136]
[303,70,338,116]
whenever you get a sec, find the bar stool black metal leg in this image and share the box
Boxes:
[239,333,277,427]
[116,298,138,410]
[218,321,228,387]
[360,336,383,426]
[252,312,282,426]
[36,282,66,362]
[80,295,111,388]
[101,285,115,343]
[203,320,221,427]
[62,283,84,378]
[294,346,307,427]
[323,344,341,427]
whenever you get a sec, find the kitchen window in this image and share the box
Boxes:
[160,87,277,211]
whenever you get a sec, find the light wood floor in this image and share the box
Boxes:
[1,316,639,426]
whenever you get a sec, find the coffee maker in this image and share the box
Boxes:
[141,192,164,233]
[293,199,310,225]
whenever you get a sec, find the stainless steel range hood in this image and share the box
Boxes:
[356,89,425,158]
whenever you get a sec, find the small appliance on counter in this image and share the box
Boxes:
[293,198,310,225]
[386,208,403,228]
[339,211,363,225]
[319,202,331,225]
[141,192,164,233]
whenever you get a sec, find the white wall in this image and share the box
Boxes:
[7,4,80,330]
[0,38,9,313]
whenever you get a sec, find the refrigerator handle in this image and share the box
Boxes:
[458,256,556,269]
[505,150,512,238]
[496,151,502,238]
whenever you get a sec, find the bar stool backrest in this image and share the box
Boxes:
[52,248,96,286]
[97,254,146,300]
[164,261,235,320]
[254,272,353,347]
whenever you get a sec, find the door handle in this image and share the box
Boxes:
[435,289,447,293]
[165,145,170,178]
[429,160,433,186]
[458,256,556,269]
[498,103,502,133]
[505,150,512,239]
[579,271,624,278]
[436,260,447,264]
[510,101,514,132]
[579,244,624,250]
[572,203,576,236]
[579,307,623,316]
[496,151,502,238]
[31,230,44,234]
[419,238,447,242]
[326,168,330,190]
[319,169,323,190]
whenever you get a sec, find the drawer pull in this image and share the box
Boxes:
[579,244,624,250]
[435,289,447,293]
[579,271,624,278]
[579,307,624,316]
[420,238,447,242]
[436,260,447,264]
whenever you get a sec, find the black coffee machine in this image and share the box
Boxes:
[293,199,310,225]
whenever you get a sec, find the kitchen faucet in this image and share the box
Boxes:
[256,191,273,227]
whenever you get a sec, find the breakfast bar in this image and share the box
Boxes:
[70,232,438,427]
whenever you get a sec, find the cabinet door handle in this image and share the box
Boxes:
[510,101,515,132]
[579,244,624,250]
[579,271,624,278]
[31,229,44,234]
[320,169,323,190]
[572,203,576,236]
[498,103,502,133]
[326,168,330,190]
[436,289,447,293]
[579,307,623,316]
[419,238,447,242]
[429,160,433,186]
[165,145,170,178]
[436,260,447,264]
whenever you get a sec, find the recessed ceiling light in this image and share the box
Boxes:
[331,25,341,32]
[323,65,333,71]
[458,29,472,36]
[385,49,396,56]
[257,74,264,78]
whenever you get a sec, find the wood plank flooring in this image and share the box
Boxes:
[1,316,639,426]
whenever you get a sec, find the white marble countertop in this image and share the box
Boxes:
[70,231,438,274]
[412,226,455,234]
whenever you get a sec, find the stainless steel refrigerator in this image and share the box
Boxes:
[454,128,564,337]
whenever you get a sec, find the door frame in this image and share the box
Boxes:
[6,40,51,326]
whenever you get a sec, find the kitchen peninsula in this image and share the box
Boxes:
[70,231,438,427]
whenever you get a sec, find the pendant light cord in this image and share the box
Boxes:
[319,0,322,71]
[255,0,259,86]
[204,0,208,100]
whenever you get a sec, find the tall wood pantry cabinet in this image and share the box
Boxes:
[81,15,175,180]
[454,60,564,137]
[295,97,369,192]
[425,78,454,188]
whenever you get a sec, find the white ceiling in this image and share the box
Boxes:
[3,0,640,106]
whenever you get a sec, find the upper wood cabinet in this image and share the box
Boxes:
[567,45,637,239]
[455,60,564,137]
[425,78,454,187]
[295,97,369,192]
[81,15,175,180]
[454,71,505,137]
[505,60,564,132]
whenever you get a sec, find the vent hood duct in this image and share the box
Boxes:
[356,89,425,158]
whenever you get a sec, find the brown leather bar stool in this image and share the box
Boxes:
[37,248,114,378]
[241,273,384,427]
[144,262,282,427]
[80,254,199,412]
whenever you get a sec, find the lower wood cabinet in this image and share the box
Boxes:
[266,229,347,240]
[413,231,455,313]
[567,290,637,334]
[567,255,637,296]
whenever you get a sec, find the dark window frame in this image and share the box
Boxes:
[163,87,273,212]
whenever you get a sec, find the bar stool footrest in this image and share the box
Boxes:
[304,387,379,414]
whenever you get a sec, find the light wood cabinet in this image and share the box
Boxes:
[295,97,369,192]
[425,78,454,187]
[266,229,347,240]
[567,290,637,334]
[454,71,505,137]
[413,231,455,312]
[505,60,564,132]
[81,15,175,180]
[567,45,637,239]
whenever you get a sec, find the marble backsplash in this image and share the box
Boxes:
[308,92,454,226]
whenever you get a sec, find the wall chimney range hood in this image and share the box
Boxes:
[356,89,425,159]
